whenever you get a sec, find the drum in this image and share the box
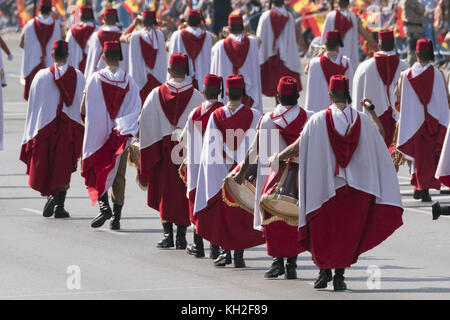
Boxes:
[260,162,299,225]
[127,140,147,190]
[222,163,258,214]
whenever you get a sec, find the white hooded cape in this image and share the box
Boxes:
[65,22,98,71]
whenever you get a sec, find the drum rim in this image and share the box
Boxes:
[223,175,255,215]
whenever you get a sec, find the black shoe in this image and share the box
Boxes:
[264,257,285,278]
[233,250,246,268]
[421,189,432,202]
[186,232,205,257]
[43,195,57,217]
[157,222,174,248]
[285,256,298,280]
[413,189,423,199]
[110,204,122,230]
[333,269,347,291]
[91,193,112,228]
[175,225,188,249]
[214,250,232,267]
[210,245,220,259]
[314,269,332,289]
[432,201,450,220]
[53,190,69,218]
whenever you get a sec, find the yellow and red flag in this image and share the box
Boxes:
[53,0,66,18]
[17,0,32,27]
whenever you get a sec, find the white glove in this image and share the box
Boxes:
[7,54,13,61]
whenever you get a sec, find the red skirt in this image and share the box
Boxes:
[263,221,305,258]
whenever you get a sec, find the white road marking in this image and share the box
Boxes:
[20,208,41,215]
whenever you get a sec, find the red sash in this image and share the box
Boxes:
[213,106,254,151]
[71,25,95,72]
[272,107,308,146]
[139,34,158,70]
[407,66,437,135]
[374,53,400,108]
[158,83,194,126]
[33,18,55,63]
[191,101,224,135]
[334,10,353,39]
[325,108,361,176]
[49,65,78,110]
[269,9,289,49]
[223,36,250,74]
[319,55,348,87]
[100,79,130,120]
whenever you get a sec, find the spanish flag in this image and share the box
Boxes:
[17,0,32,27]
[53,0,65,18]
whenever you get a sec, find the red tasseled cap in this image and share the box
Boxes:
[379,30,394,40]
[226,75,245,89]
[104,8,118,16]
[416,38,431,51]
[169,53,188,67]
[228,14,243,25]
[277,76,297,96]
[142,10,155,18]
[52,40,68,50]
[204,74,222,88]
[329,75,349,91]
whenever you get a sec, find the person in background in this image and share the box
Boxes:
[400,0,425,66]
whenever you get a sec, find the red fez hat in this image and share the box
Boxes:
[204,74,222,88]
[104,41,120,52]
[52,40,68,50]
[169,53,188,67]
[80,5,93,15]
[277,76,297,96]
[188,9,201,18]
[226,75,245,89]
[40,0,52,7]
[416,38,431,51]
[329,75,350,91]
[228,14,243,25]
[142,10,155,18]
[325,30,339,39]
[104,8,118,16]
[379,30,394,40]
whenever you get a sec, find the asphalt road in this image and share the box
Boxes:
[1,33,450,300]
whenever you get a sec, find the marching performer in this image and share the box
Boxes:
[210,14,262,113]
[139,53,204,249]
[168,9,212,92]
[20,40,85,218]
[305,30,353,113]
[180,74,224,259]
[395,39,449,202]
[81,41,141,230]
[0,35,9,151]
[129,10,167,104]
[193,75,264,268]
[320,0,377,71]
[20,0,62,101]
[273,75,403,290]
[235,76,313,279]
[66,5,97,73]
[256,0,302,99]
[84,8,129,80]
[353,30,409,148]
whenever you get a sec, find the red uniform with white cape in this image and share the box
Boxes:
[256,6,302,97]
[66,21,97,73]
[254,104,313,258]
[305,52,353,112]
[297,105,403,269]
[210,34,262,113]
[193,104,265,250]
[320,10,359,71]
[353,51,409,147]
[21,16,62,100]
[81,68,140,204]
[168,27,212,92]
[397,63,449,191]
[185,101,224,224]
[139,79,204,226]
[0,51,6,150]
[84,26,129,79]
[20,64,85,196]
[129,28,167,104]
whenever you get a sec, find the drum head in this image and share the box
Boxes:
[223,176,255,214]
[260,195,298,218]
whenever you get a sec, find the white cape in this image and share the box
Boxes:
[65,22,98,71]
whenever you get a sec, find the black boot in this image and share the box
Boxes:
[91,193,112,228]
[110,204,122,230]
[285,256,298,279]
[175,224,188,249]
[314,269,332,289]
[186,230,205,258]
[413,188,423,199]
[333,268,347,291]
[233,250,246,268]
[54,190,70,218]
[432,201,450,220]
[213,249,232,267]
[421,189,432,202]
[210,244,220,260]
[264,257,285,278]
[43,195,58,217]
[157,222,174,248]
